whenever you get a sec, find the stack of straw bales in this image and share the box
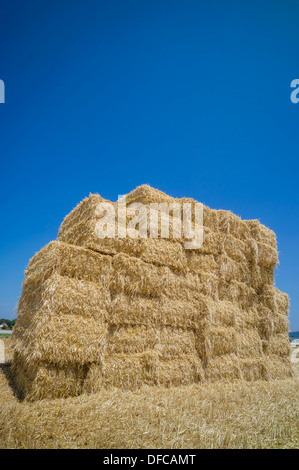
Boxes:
[11,185,293,400]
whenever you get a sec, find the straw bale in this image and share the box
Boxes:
[251,264,274,289]
[257,306,274,339]
[236,330,263,358]
[186,252,217,274]
[24,241,112,286]
[194,227,224,256]
[161,270,218,302]
[139,239,188,272]
[205,327,238,357]
[258,285,278,312]
[25,363,86,401]
[263,334,291,358]
[91,352,204,390]
[273,287,289,315]
[153,328,197,358]
[217,254,250,284]
[100,352,159,389]
[272,313,289,335]
[125,184,175,206]
[59,218,142,256]
[13,314,107,365]
[106,325,158,355]
[59,194,107,235]
[257,242,278,268]
[110,253,165,298]
[109,293,206,329]
[10,353,86,401]
[155,355,204,386]
[202,206,219,232]
[106,325,197,358]
[246,220,277,248]
[204,354,242,382]
[218,280,256,309]
[82,363,103,394]
[223,235,247,262]
[239,358,263,382]
[18,273,109,318]
[60,219,188,272]
[262,356,294,380]
[210,300,238,327]
[246,239,259,264]
[235,307,259,331]
[217,210,251,240]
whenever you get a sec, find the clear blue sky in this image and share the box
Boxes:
[0,1,298,330]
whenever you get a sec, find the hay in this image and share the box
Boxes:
[11,185,293,400]
[24,241,112,285]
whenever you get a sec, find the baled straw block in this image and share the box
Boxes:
[83,363,103,394]
[204,327,238,357]
[251,264,275,289]
[239,358,263,382]
[258,285,287,313]
[155,355,204,386]
[125,184,175,206]
[194,227,223,256]
[257,242,278,268]
[106,325,158,355]
[263,334,291,358]
[217,254,250,284]
[107,325,197,357]
[10,353,86,401]
[236,330,263,358]
[257,306,274,339]
[98,352,204,389]
[272,313,289,335]
[161,270,218,302]
[26,363,86,401]
[59,194,106,235]
[262,356,294,380]
[60,218,188,272]
[204,354,242,382]
[218,280,257,309]
[186,252,217,274]
[246,220,277,248]
[223,235,247,262]
[234,307,259,331]
[153,328,197,358]
[13,314,107,365]
[139,239,188,272]
[274,287,289,315]
[209,300,238,327]
[109,293,206,329]
[24,241,112,286]
[216,210,251,240]
[110,253,165,298]
[101,352,159,389]
[59,218,143,256]
[18,273,109,318]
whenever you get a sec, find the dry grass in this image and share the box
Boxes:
[0,345,298,449]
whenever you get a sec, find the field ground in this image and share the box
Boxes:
[0,338,298,449]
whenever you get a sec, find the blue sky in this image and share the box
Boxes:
[0,1,298,329]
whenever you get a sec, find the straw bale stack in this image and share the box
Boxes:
[11,185,293,400]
